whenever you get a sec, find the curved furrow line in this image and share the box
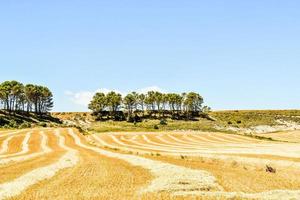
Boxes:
[141,138,280,156]
[91,134,158,155]
[0,130,66,185]
[0,129,78,200]
[141,134,204,149]
[183,134,266,149]
[90,132,300,199]
[0,130,23,138]
[154,134,240,150]
[164,134,221,147]
[210,133,259,143]
[122,135,209,151]
[189,134,264,147]
[145,134,212,148]
[203,134,247,144]
[139,134,216,150]
[160,134,269,152]
[110,135,174,152]
[93,134,204,155]
[0,131,51,165]
[0,135,16,154]
[128,135,139,141]
[185,134,231,144]
[70,129,223,195]
[156,134,218,148]
[166,134,223,146]
[181,134,216,145]
[224,133,266,143]
[105,133,290,157]
[102,133,300,158]
[112,135,215,153]
[0,132,31,158]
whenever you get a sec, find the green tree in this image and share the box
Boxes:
[106,91,122,118]
[184,92,203,115]
[154,91,163,111]
[123,93,136,120]
[145,91,156,111]
[0,81,53,114]
[138,93,146,111]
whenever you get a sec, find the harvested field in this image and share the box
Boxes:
[90,131,300,199]
[259,130,300,143]
[1,128,300,199]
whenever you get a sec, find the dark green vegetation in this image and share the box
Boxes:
[0,80,58,129]
[0,110,61,129]
[89,91,211,122]
[90,118,218,133]
[0,80,53,114]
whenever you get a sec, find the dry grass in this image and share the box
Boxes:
[5,134,25,154]
[0,130,64,184]
[143,154,300,193]
[259,130,300,142]
[8,129,152,200]
[1,128,300,199]
[91,131,300,194]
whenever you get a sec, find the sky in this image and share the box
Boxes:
[1,1,300,111]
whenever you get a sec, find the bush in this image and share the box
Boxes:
[19,122,31,129]
[160,119,168,125]
[3,124,10,129]
[38,122,47,127]
[153,125,159,129]
[0,117,7,126]
[8,120,18,128]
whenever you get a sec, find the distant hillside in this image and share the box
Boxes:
[0,110,61,129]
[51,110,300,134]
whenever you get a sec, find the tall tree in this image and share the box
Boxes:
[138,93,146,111]
[106,91,122,118]
[123,93,136,120]
[184,92,203,113]
[0,81,54,114]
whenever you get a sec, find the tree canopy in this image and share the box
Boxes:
[0,80,53,114]
[89,90,209,121]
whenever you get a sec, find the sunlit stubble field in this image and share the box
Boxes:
[1,128,300,199]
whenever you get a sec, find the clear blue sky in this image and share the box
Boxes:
[1,1,300,111]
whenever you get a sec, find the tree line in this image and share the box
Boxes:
[0,80,53,114]
[89,91,211,121]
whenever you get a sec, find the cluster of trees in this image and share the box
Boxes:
[0,80,53,114]
[89,91,210,121]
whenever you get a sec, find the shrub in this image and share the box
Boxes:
[38,122,47,127]
[0,117,7,126]
[153,125,159,129]
[3,124,10,129]
[266,165,276,173]
[19,122,31,129]
[160,119,168,125]
[8,120,18,128]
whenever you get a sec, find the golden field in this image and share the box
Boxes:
[0,127,300,199]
